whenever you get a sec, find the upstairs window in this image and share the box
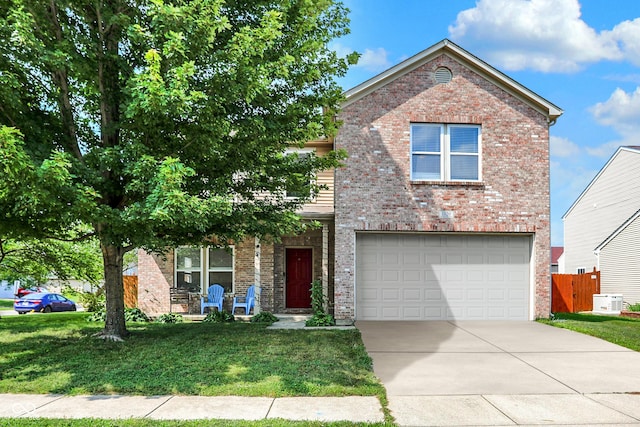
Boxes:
[285,149,314,199]
[411,124,481,182]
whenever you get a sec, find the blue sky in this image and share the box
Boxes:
[331,0,640,246]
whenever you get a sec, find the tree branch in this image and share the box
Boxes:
[48,0,83,161]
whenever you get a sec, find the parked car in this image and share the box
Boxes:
[14,292,77,314]
[15,286,48,298]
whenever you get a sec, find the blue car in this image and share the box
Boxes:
[14,292,77,314]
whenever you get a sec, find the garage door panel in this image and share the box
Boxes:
[356,233,531,321]
[382,288,400,301]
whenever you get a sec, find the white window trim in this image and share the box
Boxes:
[410,123,482,182]
[175,246,235,294]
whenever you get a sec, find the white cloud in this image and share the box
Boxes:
[356,47,391,72]
[610,18,640,67]
[448,0,624,72]
[329,43,391,73]
[590,87,640,146]
[584,140,627,158]
[550,136,581,158]
[585,87,640,158]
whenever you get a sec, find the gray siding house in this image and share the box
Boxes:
[563,146,640,305]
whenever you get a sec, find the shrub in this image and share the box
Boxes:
[305,279,336,327]
[306,313,336,327]
[155,313,183,323]
[125,307,150,322]
[202,310,234,323]
[250,311,279,324]
[87,309,106,322]
[87,307,150,323]
[79,292,105,313]
[627,303,640,312]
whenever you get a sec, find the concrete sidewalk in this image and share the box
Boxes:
[0,394,384,422]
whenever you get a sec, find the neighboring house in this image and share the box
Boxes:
[138,39,562,321]
[551,247,564,273]
[563,146,640,305]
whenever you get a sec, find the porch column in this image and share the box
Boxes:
[254,236,261,314]
[322,222,329,312]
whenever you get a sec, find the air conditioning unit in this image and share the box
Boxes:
[592,294,623,314]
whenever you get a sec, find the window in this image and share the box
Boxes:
[285,149,314,199]
[175,246,234,293]
[577,267,586,274]
[175,247,202,292]
[208,247,234,293]
[411,124,481,182]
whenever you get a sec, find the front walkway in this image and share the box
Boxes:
[0,394,383,422]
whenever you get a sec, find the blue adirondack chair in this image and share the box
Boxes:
[201,284,224,314]
[232,285,256,315]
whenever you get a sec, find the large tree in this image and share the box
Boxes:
[0,0,354,340]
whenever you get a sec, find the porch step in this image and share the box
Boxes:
[274,314,311,322]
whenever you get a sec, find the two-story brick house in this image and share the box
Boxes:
[138,39,562,321]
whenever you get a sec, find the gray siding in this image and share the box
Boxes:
[599,214,640,305]
[564,149,640,273]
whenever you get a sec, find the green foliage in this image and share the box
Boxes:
[125,308,150,323]
[202,310,235,323]
[627,303,640,312]
[0,236,103,286]
[250,311,279,324]
[87,310,106,322]
[78,291,106,313]
[156,313,184,324]
[0,0,353,339]
[305,279,336,327]
[87,307,150,323]
[305,313,336,327]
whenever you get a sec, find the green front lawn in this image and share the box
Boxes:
[0,299,14,310]
[0,313,384,398]
[539,312,640,351]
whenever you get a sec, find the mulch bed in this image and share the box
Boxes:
[620,310,640,319]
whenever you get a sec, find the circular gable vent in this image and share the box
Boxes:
[434,67,452,84]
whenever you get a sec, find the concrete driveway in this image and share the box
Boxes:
[357,321,640,426]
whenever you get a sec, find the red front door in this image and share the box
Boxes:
[286,248,313,308]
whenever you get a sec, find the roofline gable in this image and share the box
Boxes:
[342,39,563,122]
[594,208,640,252]
[562,146,640,220]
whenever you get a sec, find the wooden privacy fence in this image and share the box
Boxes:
[123,275,138,308]
[552,268,600,313]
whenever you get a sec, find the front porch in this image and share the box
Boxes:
[137,218,334,317]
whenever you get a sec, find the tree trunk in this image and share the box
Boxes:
[99,242,128,341]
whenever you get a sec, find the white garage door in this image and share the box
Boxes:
[356,233,531,320]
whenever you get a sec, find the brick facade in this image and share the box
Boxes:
[334,53,552,320]
[137,225,332,316]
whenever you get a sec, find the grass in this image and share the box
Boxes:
[539,312,640,351]
[0,313,384,398]
[0,299,14,310]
